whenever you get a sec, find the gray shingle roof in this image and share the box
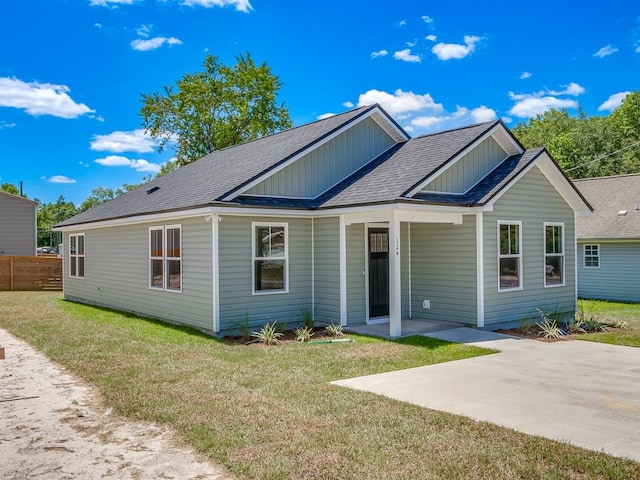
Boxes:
[56,106,552,228]
[574,174,640,239]
[57,105,375,227]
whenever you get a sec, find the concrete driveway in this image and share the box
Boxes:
[332,328,640,462]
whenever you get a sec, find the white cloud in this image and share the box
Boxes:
[598,91,631,112]
[470,105,497,123]
[411,116,442,129]
[0,77,95,119]
[94,22,103,28]
[94,155,162,173]
[393,48,421,63]
[356,89,443,116]
[90,0,138,6]
[519,71,532,79]
[399,20,407,26]
[593,44,618,58]
[508,96,579,118]
[90,129,158,153]
[636,45,640,54]
[425,34,437,42]
[136,24,152,37]
[181,0,253,12]
[432,35,481,60]
[421,15,433,24]
[47,175,76,184]
[317,113,335,120]
[0,121,16,129]
[131,36,182,51]
[508,82,585,118]
[406,39,417,47]
[342,101,354,108]
[371,49,388,59]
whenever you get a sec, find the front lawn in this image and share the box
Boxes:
[1,292,638,479]
[578,299,640,347]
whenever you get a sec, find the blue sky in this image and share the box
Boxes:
[1,0,639,205]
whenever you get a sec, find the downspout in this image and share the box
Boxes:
[311,217,315,323]
[408,222,412,319]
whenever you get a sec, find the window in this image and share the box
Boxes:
[498,221,521,290]
[149,225,181,292]
[584,244,599,268]
[69,233,85,278]
[545,223,564,286]
[253,223,287,293]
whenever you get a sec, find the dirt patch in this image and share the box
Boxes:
[0,328,230,480]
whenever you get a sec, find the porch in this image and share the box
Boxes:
[343,318,465,339]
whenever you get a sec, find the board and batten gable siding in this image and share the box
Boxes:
[408,216,477,324]
[63,216,214,331]
[483,166,576,325]
[245,117,397,199]
[313,217,340,323]
[421,136,507,194]
[0,194,37,256]
[577,241,640,302]
[346,223,366,324]
[217,215,312,332]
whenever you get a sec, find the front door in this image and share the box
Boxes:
[368,228,389,318]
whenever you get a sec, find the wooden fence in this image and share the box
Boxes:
[0,256,63,291]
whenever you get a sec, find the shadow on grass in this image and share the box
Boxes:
[59,298,226,344]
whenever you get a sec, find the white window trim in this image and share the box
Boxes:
[544,222,565,288]
[497,220,522,292]
[583,243,600,269]
[149,225,182,293]
[252,222,289,295]
[68,233,85,279]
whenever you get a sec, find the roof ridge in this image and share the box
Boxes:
[209,104,373,155]
[412,120,499,140]
[573,172,640,182]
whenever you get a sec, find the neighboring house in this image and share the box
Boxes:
[55,104,591,337]
[574,174,640,302]
[0,191,37,256]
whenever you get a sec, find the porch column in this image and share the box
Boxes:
[389,211,401,337]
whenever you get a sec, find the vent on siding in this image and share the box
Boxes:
[618,209,628,216]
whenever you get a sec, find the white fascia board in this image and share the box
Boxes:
[406,123,521,198]
[54,200,483,232]
[221,106,407,202]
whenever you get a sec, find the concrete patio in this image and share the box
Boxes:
[333,328,640,462]
[343,319,465,339]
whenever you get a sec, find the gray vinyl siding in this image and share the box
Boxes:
[421,136,506,194]
[313,217,340,323]
[346,223,366,324]
[218,216,312,332]
[483,166,576,325]
[246,117,397,198]
[577,242,640,302]
[409,216,477,324]
[0,194,37,256]
[63,217,214,331]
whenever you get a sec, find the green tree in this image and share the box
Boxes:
[36,196,77,247]
[79,186,117,212]
[140,53,292,166]
[1,182,22,196]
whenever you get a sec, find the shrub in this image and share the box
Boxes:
[251,321,283,345]
[324,323,344,338]
[294,326,315,343]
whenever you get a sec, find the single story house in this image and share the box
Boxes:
[55,104,591,337]
[0,191,37,256]
[574,174,640,302]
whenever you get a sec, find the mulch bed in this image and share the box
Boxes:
[497,325,621,343]
[224,326,348,346]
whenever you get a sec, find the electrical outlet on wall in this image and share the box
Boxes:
[423,299,430,309]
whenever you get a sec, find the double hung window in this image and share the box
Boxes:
[544,223,564,286]
[69,233,85,278]
[149,225,182,292]
[498,222,521,290]
[253,223,287,293]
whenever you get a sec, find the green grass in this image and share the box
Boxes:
[578,299,640,347]
[1,292,639,479]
